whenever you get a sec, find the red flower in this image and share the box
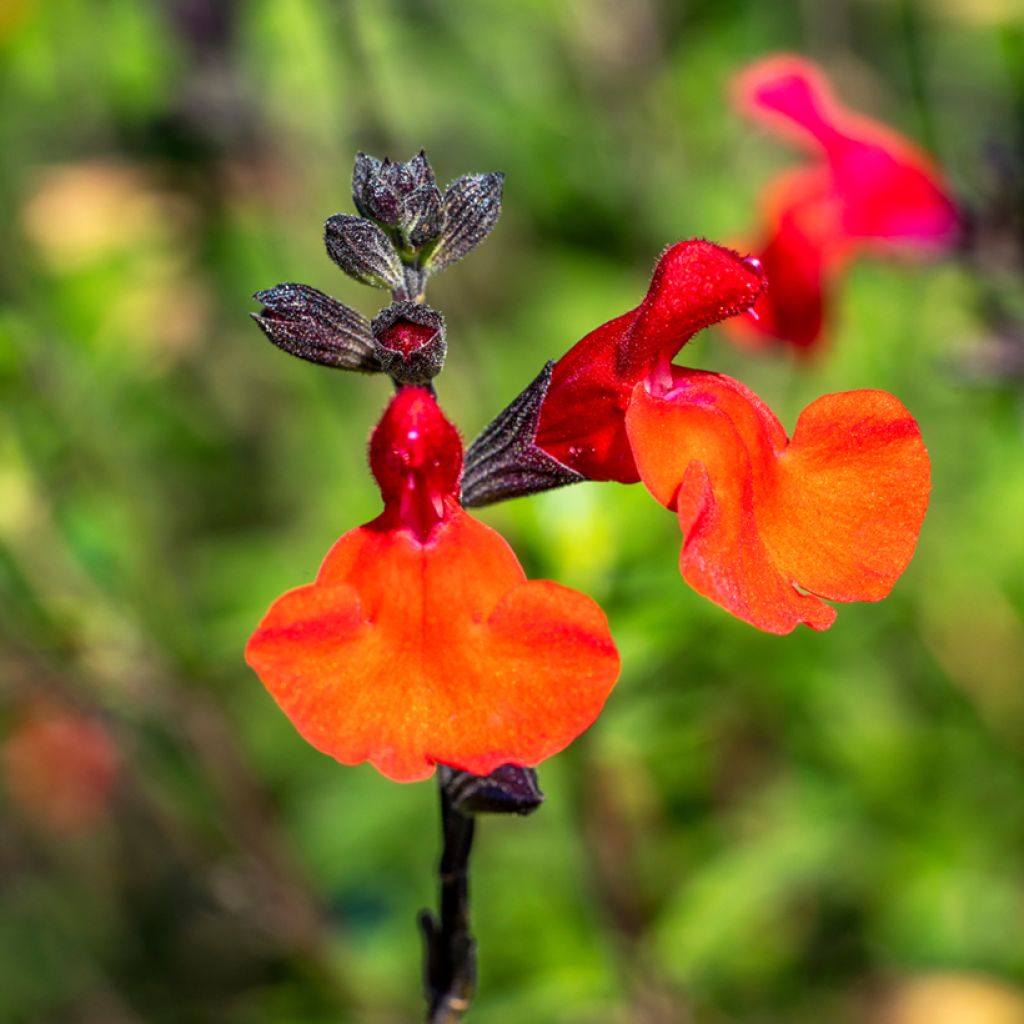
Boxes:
[728,54,960,352]
[3,701,119,834]
[246,388,620,782]
[534,240,931,634]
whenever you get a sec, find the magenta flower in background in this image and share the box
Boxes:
[727,54,961,353]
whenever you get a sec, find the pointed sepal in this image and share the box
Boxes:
[462,362,586,507]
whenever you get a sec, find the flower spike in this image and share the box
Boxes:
[246,388,620,782]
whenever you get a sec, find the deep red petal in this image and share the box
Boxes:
[536,240,765,481]
[246,511,620,781]
[532,309,644,483]
[624,369,930,633]
[370,387,463,540]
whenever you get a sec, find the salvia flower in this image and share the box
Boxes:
[246,387,620,782]
[465,240,931,635]
[727,54,961,352]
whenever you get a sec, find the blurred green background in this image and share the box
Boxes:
[2,1,1024,1021]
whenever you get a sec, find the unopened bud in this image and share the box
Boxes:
[429,173,504,272]
[352,150,446,253]
[324,214,404,290]
[252,283,379,372]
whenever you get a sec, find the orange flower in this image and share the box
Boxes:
[246,388,620,782]
[523,240,931,634]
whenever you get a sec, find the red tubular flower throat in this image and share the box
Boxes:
[246,388,620,782]
[535,241,767,482]
[369,386,463,540]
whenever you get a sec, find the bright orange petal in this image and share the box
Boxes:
[764,390,931,601]
[625,369,929,633]
[246,511,619,782]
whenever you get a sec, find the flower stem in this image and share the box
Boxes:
[420,778,477,1022]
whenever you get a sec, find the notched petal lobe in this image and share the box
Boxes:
[625,370,930,633]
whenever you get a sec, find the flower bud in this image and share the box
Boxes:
[429,172,504,272]
[372,301,447,386]
[352,150,446,252]
[324,213,405,290]
[252,283,379,371]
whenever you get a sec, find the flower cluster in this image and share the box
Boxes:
[248,143,931,782]
[247,153,619,782]
[725,55,960,352]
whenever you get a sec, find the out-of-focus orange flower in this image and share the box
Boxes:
[246,388,620,782]
[727,54,961,353]
[3,701,119,834]
[530,240,930,634]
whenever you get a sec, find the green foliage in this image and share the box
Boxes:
[1,1,1023,1021]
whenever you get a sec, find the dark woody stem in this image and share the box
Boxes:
[418,765,543,1020]
[419,779,477,1023]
